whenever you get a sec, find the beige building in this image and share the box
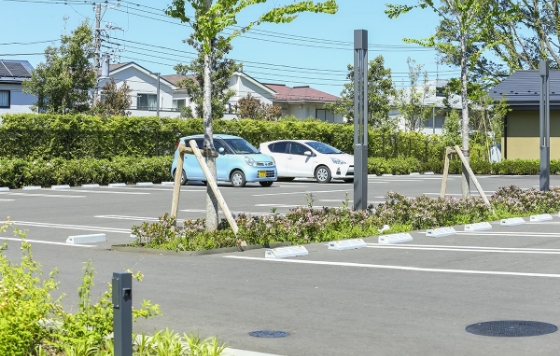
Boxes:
[489,69,560,160]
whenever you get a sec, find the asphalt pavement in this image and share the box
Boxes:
[2,174,560,355]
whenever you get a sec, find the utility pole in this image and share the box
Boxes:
[539,60,550,191]
[93,3,102,105]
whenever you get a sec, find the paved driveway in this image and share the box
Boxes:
[2,174,560,355]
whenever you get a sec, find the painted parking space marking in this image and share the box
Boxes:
[0,199,15,202]
[59,189,151,195]
[0,193,86,198]
[126,187,205,192]
[4,221,131,234]
[181,209,272,215]
[0,236,95,248]
[456,231,560,237]
[252,189,351,197]
[95,215,161,222]
[366,244,560,255]
[224,255,560,279]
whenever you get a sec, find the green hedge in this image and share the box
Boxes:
[3,155,557,189]
[0,114,449,162]
[0,156,173,188]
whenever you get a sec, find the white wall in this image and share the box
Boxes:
[281,103,344,123]
[99,67,178,117]
[0,83,36,114]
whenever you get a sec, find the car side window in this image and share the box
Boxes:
[214,139,229,154]
[270,142,288,153]
[289,143,308,155]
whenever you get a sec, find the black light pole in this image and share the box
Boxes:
[353,29,368,211]
[539,60,550,191]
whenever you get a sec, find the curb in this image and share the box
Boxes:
[111,242,291,256]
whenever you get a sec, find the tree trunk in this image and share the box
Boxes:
[203,49,218,232]
[460,31,471,198]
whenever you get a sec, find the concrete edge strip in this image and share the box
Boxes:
[23,186,42,190]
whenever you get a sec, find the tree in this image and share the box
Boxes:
[386,0,517,197]
[91,78,132,117]
[486,0,560,71]
[324,55,396,129]
[174,36,240,120]
[236,93,283,121]
[23,21,96,113]
[166,0,338,232]
[393,57,436,132]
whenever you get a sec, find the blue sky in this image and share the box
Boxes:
[1,0,460,96]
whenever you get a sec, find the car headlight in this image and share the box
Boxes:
[244,156,256,166]
[331,157,347,165]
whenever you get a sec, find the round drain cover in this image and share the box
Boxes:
[248,330,289,338]
[466,320,557,337]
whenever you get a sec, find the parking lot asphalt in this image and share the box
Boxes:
[2,174,560,355]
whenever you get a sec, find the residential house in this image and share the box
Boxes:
[263,83,342,123]
[489,69,560,160]
[0,59,36,116]
[97,62,181,117]
[99,62,340,122]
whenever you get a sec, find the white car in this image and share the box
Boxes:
[259,140,354,183]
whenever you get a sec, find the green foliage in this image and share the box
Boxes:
[173,37,240,120]
[0,222,61,356]
[236,93,283,121]
[91,78,133,117]
[393,58,436,132]
[0,156,172,189]
[131,185,560,251]
[324,55,396,129]
[22,21,96,113]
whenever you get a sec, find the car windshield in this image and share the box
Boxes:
[305,141,343,154]
[224,138,260,154]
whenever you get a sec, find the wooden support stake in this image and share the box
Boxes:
[188,140,239,235]
[440,147,453,199]
[170,143,194,229]
[453,145,491,208]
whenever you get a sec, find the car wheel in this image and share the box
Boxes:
[259,181,273,187]
[344,178,354,183]
[315,165,332,183]
[230,170,246,187]
[173,169,188,185]
[278,177,295,182]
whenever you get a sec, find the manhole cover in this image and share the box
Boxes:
[248,330,289,338]
[466,320,557,337]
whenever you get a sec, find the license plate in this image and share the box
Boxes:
[258,171,266,178]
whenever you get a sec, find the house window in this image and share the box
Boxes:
[436,86,445,97]
[137,93,157,110]
[0,90,10,108]
[172,99,186,112]
[316,109,335,123]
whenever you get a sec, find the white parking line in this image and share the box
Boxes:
[0,193,86,198]
[95,215,160,222]
[366,244,560,255]
[367,243,560,252]
[59,189,151,195]
[224,255,560,279]
[0,236,95,248]
[4,221,131,234]
[181,209,274,215]
[252,189,351,197]
[457,231,560,237]
[0,199,14,201]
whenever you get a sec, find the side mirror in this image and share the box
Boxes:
[304,151,312,156]
[218,147,225,154]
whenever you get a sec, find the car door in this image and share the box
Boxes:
[268,141,289,176]
[214,138,230,181]
[286,142,314,177]
[183,138,205,180]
